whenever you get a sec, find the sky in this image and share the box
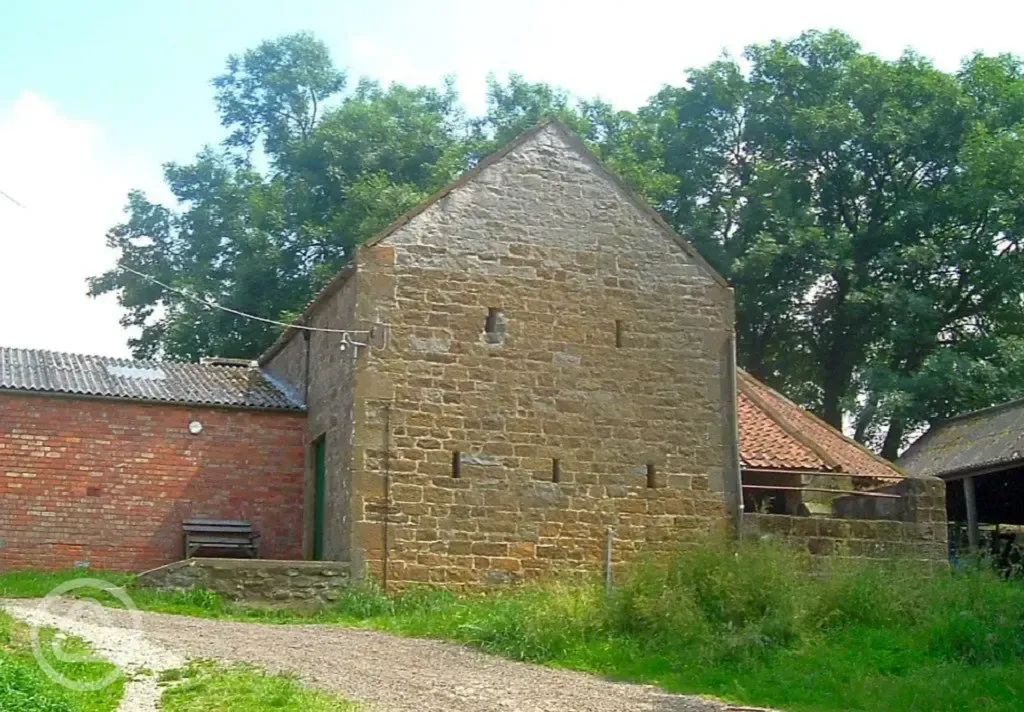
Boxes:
[1,0,1023,359]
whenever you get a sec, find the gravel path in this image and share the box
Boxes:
[2,598,183,712]
[2,597,758,712]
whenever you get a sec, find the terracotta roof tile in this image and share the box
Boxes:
[738,371,902,478]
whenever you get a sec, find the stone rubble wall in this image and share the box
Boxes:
[137,558,351,605]
[348,123,738,587]
[742,478,948,566]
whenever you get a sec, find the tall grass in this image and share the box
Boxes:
[330,541,1024,711]
[3,540,1023,710]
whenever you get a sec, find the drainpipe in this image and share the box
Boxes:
[382,403,392,593]
[302,330,312,405]
[724,332,743,537]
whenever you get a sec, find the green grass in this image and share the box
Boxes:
[4,542,1024,711]
[159,661,359,711]
[0,610,123,712]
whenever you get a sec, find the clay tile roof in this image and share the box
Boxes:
[898,398,1024,478]
[738,371,903,478]
[0,347,304,411]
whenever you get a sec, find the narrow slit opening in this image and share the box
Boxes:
[552,458,561,483]
[452,451,462,478]
[646,462,657,489]
[485,308,506,344]
[615,320,624,348]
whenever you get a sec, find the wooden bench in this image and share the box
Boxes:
[182,518,260,559]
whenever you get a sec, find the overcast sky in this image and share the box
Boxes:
[2,0,1022,358]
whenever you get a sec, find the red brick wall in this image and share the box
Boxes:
[0,393,306,571]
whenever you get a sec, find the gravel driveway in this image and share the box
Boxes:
[2,597,762,712]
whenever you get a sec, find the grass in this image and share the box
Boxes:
[159,661,359,711]
[0,610,123,712]
[3,541,1024,711]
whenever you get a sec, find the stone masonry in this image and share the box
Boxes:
[263,120,740,586]
[742,479,948,566]
[138,558,351,606]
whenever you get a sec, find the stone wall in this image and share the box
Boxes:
[138,558,350,605]
[742,478,948,565]
[0,393,306,571]
[348,123,738,586]
[263,272,360,562]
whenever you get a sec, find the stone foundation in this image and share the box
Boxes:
[137,558,350,605]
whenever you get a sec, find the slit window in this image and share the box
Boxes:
[485,308,507,345]
[646,462,657,489]
[552,458,561,483]
[615,320,624,348]
[452,451,462,478]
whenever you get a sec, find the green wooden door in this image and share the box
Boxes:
[313,437,326,560]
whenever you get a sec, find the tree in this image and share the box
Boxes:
[638,31,1024,454]
[90,34,466,360]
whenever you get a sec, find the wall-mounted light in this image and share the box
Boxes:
[188,421,203,435]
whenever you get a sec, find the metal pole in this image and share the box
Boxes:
[382,403,392,593]
[963,475,980,551]
[605,526,614,595]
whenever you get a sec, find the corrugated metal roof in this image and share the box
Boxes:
[0,347,304,411]
[738,371,903,478]
[898,398,1024,478]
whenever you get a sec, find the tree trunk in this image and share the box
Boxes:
[853,391,879,444]
[820,271,855,430]
[880,416,905,461]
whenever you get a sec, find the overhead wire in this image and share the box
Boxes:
[117,264,369,336]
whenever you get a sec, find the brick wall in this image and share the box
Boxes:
[741,478,948,566]
[348,123,737,586]
[0,392,306,571]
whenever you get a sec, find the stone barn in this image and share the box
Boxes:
[259,119,741,586]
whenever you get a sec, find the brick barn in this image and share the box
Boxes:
[0,119,947,582]
[0,351,306,570]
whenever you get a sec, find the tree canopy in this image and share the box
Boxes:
[91,30,1024,456]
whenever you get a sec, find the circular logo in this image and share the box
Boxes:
[30,578,141,692]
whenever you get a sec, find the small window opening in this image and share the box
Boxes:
[452,451,462,478]
[552,458,561,483]
[615,320,624,348]
[646,462,657,489]
[485,308,507,345]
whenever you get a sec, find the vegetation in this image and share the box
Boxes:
[159,661,359,711]
[3,542,1024,711]
[0,610,123,712]
[88,30,1024,454]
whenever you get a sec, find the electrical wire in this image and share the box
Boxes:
[118,264,369,336]
[0,189,26,208]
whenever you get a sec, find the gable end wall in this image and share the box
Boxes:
[349,124,737,586]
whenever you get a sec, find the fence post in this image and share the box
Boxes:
[605,526,615,595]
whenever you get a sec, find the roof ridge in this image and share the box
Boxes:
[931,395,1024,427]
[1,345,162,369]
[737,371,840,470]
[258,116,731,365]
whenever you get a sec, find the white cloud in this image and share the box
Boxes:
[0,92,166,357]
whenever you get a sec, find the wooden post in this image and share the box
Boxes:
[963,475,980,551]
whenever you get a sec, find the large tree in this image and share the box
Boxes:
[636,31,1024,455]
[90,34,465,360]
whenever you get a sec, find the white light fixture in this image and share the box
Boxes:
[188,421,203,435]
